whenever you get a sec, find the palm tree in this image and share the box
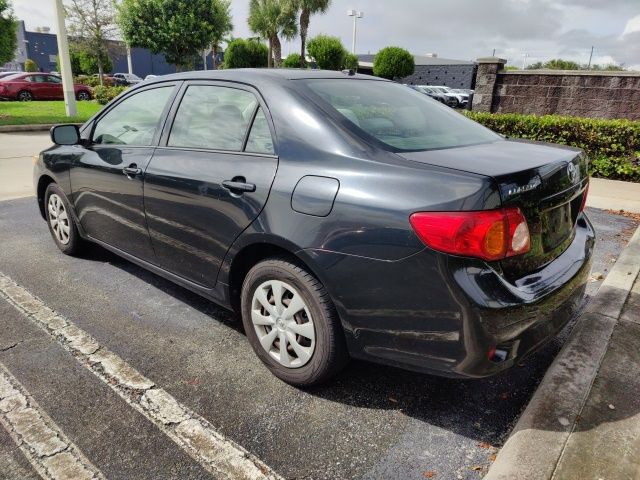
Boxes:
[296,0,331,68]
[210,0,233,69]
[248,0,297,68]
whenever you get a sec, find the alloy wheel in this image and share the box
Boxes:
[251,280,316,368]
[48,194,70,245]
[77,91,90,100]
[18,91,32,101]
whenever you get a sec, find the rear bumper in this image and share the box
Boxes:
[307,213,595,378]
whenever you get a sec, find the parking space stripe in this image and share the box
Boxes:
[0,363,105,480]
[0,272,281,480]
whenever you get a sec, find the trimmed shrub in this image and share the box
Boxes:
[373,46,414,80]
[93,85,127,105]
[343,53,359,71]
[307,35,346,71]
[224,38,268,69]
[464,111,640,182]
[24,59,38,72]
[283,53,304,68]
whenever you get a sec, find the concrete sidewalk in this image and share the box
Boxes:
[0,132,53,201]
[487,226,640,480]
[588,177,640,214]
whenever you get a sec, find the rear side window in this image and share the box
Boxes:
[301,79,500,152]
[169,85,258,151]
[245,108,274,154]
[92,86,173,146]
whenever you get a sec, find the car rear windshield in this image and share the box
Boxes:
[301,79,501,152]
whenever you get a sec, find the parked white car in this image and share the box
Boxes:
[430,86,469,107]
[112,73,143,85]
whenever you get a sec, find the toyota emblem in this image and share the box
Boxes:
[567,163,579,184]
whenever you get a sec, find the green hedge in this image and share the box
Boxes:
[465,112,640,182]
[93,85,128,105]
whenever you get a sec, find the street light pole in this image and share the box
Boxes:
[347,10,363,54]
[53,0,77,117]
[127,46,134,74]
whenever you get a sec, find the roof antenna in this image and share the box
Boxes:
[341,69,356,76]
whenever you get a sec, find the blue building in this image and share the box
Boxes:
[3,21,216,76]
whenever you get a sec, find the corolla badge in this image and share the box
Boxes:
[504,176,542,198]
[567,162,579,184]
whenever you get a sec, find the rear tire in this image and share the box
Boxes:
[17,90,33,101]
[44,183,83,256]
[241,257,349,387]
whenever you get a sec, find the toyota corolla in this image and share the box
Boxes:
[34,69,594,386]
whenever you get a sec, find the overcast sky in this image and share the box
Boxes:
[12,0,640,69]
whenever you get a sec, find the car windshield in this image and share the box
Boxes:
[301,79,501,152]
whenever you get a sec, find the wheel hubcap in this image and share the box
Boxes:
[48,194,70,245]
[251,280,316,368]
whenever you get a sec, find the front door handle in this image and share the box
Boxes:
[123,164,142,177]
[222,178,256,193]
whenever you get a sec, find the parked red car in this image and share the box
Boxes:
[0,73,91,101]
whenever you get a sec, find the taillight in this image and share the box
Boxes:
[409,207,530,261]
[579,183,589,212]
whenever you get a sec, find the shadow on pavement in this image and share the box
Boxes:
[78,242,569,446]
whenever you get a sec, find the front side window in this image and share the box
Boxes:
[92,86,173,146]
[302,79,501,152]
[47,75,61,83]
[169,85,258,151]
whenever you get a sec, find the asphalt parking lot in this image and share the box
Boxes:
[0,193,636,480]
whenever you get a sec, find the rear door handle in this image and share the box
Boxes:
[123,165,142,177]
[222,179,256,193]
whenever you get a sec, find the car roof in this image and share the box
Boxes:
[143,68,389,87]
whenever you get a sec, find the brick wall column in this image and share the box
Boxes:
[472,57,507,112]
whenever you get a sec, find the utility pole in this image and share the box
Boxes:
[492,48,496,56]
[587,46,594,69]
[522,53,529,69]
[127,46,133,74]
[53,0,77,117]
[347,10,363,54]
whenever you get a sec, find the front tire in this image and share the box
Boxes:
[241,258,348,387]
[44,183,82,255]
[17,90,33,101]
[76,90,91,101]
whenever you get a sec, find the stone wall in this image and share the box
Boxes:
[472,57,640,120]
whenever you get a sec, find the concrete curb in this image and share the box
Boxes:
[485,225,640,480]
[0,123,82,133]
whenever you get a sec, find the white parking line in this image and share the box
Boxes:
[0,363,105,480]
[0,272,281,480]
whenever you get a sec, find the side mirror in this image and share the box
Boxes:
[50,124,80,146]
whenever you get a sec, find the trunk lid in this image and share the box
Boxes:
[398,139,589,277]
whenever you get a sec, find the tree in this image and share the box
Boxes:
[343,52,358,71]
[282,52,303,68]
[373,46,415,80]
[56,51,83,75]
[306,34,345,70]
[224,38,268,68]
[0,0,16,65]
[296,0,330,68]
[65,0,118,85]
[78,49,113,74]
[208,0,233,69]
[118,0,234,71]
[24,59,38,72]
[526,59,579,70]
[248,0,297,68]
[57,47,113,76]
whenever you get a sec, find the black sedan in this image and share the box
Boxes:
[34,69,594,386]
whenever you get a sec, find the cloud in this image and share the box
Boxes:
[11,0,640,69]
